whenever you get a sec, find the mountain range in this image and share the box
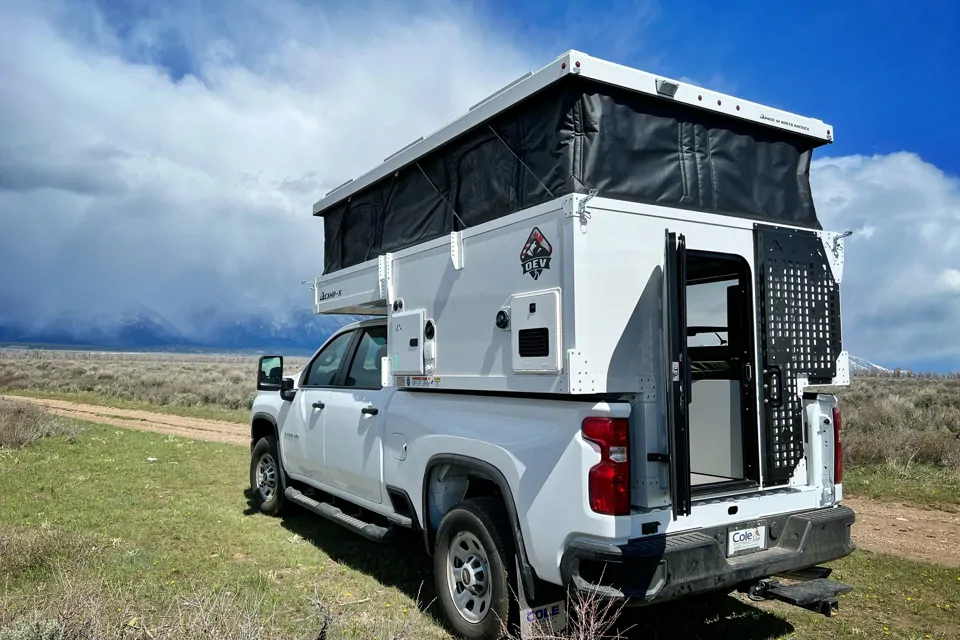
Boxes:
[0,309,363,355]
[0,308,897,371]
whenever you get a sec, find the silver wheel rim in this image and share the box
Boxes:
[446,531,492,624]
[255,453,278,502]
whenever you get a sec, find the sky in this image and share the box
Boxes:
[0,0,958,370]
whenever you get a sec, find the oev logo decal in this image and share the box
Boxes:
[520,227,553,280]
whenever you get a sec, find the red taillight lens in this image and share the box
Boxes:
[832,405,843,484]
[582,417,630,516]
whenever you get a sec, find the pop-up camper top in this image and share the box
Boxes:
[308,50,849,502]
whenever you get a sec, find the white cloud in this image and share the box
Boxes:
[1,1,957,369]
[0,0,540,333]
[811,152,960,368]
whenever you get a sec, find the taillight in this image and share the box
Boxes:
[832,405,843,484]
[582,417,630,516]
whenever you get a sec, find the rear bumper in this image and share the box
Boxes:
[559,504,856,604]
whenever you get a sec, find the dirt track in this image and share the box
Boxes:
[5,394,960,567]
[1,394,249,446]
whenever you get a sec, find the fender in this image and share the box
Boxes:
[250,412,279,445]
[422,454,538,599]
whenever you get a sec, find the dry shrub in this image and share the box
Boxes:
[0,582,427,640]
[501,586,630,640]
[0,399,77,448]
[834,376,960,470]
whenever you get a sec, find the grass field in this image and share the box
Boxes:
[2,353,960,637]
[1,413,958,640]
[3,354,959,503]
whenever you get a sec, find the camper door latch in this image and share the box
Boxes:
[647,453,670,464]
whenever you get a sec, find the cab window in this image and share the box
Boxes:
[344,326,388,389]
[302,330,354,387]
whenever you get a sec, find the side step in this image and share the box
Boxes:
[285,487,395,543]
[743,576,853,618]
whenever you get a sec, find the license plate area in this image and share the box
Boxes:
[727,521,767,557]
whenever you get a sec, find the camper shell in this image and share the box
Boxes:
[309,50,849,512]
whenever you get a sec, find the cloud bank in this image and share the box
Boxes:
[0,0,538,332]
[811,152,960,368]
[1,1,958,368]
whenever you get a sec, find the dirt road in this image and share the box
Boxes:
[2,394,249,446]
[5,394,960,567]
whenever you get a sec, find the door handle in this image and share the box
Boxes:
[312,401,325,410]
[361,406,379,416]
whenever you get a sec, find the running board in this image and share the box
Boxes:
[285,487,395,543]
[743,577,853,618]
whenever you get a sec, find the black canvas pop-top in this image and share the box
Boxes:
[315,74,828,275]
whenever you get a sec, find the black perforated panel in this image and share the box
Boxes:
[755,225,842,483]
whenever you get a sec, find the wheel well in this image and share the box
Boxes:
[423,463,501,543]
[250,415,277,449]
[421,456,539,599]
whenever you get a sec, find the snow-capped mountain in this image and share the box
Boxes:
[848,355,894,374]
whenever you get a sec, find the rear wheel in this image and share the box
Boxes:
[250,435,286,516]
[434,497,516,639]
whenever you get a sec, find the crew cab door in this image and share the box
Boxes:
[322,324,388,504]
[665,231,692,518]
[285,328,357,484]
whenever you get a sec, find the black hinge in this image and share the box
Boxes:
[647,453,670,463]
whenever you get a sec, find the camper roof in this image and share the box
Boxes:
[312,49,833,217]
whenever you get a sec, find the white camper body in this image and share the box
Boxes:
[310,190,851,511]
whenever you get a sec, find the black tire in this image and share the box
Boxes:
[250,435,286,516]
[434,497,516,639]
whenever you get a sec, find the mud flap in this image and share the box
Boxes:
[515,557,567,638]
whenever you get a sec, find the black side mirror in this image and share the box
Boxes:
[257,355,283,391]
[280,377,297,402]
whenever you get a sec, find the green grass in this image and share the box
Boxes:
[0,388,248,424]
[2,421,959,639]
[0,421,442,639]
[844,464,960,511]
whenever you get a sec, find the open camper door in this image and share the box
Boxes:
[665,231,692,519]
[754,225,843,486]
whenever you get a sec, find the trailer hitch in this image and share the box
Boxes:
[739,574,852,618]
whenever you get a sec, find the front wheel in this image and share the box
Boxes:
[434,497,516,639]
[250,435,286,516]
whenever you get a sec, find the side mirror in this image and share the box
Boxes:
[257,355,283,391]
[280,377,297,402]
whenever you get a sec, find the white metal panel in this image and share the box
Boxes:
[390,309,425,375]
[313,258,386,315]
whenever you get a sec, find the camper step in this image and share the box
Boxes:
[285,487,395,543]
[744,577,853,617]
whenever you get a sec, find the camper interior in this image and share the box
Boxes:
[685,250,760,496]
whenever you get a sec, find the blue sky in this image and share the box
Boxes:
[1,0,958,370]
[492,0,960,173]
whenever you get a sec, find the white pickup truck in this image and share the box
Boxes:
[249,315,855,638]
[248,50,857,638]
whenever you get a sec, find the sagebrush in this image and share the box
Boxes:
[0,399,76,448]
[3,353,960,471]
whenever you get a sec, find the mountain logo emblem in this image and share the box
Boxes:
[520,227,553,280]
